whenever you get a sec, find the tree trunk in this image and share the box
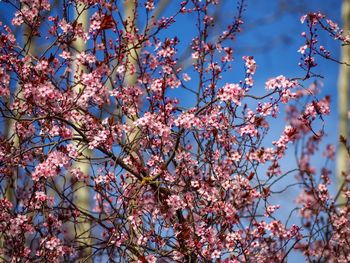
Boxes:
[72,3,92,261]
[0,26,36,261]
[337,0,350,205]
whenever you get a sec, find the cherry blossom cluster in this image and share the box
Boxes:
[299,11,350,77]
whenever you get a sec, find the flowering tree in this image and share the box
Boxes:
[0,0,349,262]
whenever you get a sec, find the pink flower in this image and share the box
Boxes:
[44,237,62,252]
[145,0,155,10]
[298,45,308,54]
[182,73,191,82]
[35,191,48,202]
[265,75,297,90]
[230,151,241,162]
[59,51,71,59]
[174,111,201,129]
[242,56,257,74]
[265,205,280,217]
[32,151,69,181]
[300,15,307,24]
[59,19,73,33]
[166,195,187,212]
[211,250,221,259]
[326,19,339,31]
[239,124,258,137]
[116,65,125,75]
[218,83,245,105]
[245,76,254,86]
[70,167,88,181]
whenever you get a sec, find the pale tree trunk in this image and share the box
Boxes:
[71,3,92,261]
[123,0,170,149]
[4,27,36,204]
[124,0,142,152]
[337,0,350,205]
[123,2,142,260]
[122,2,172,259]
[0,26,35,260]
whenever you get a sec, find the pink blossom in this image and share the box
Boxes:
[242,55,257,74]
[182,73,191,82]
[166,195,187,212]
[145,0,155,10]
[32,151,69,181]
[298,45,308,54]
[218,83,245,105]
[265,75,297,90]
